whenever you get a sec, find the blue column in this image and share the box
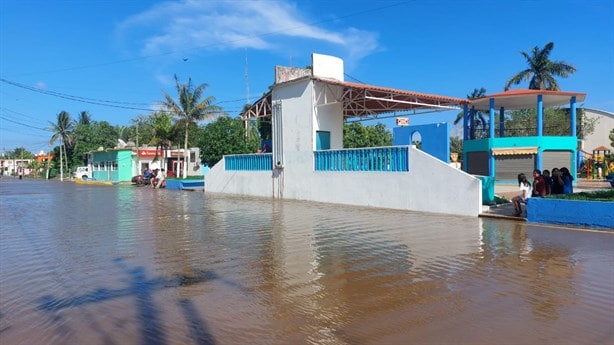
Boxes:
[469,107,475,140]
[489,98,495,139]
[499,107,505,138]
[536,94,543,171]
[570,96,577,137]
[537,95,543,137]
[463,103,469,140]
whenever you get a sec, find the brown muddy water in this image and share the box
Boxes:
[0,178,612,345]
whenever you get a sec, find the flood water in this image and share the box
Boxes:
[1,178,613,345]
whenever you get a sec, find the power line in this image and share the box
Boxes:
[0,78,156,111]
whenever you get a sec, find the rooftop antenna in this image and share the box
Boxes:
[245,48,250,106]
[244,48,250,133]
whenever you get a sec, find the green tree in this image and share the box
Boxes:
[162,75,221,178]
[501,107,596,138]
[71,121,119,166]
[77,111,92,125]
[7,147,34,159]
[450,136,463,154]
[47,111,75,180]
[149,111,175,163]
[454,88,488,138]
[609,128,614,148]
[504,42,576,91]
[343,122,392,148]
[199,116,260,167]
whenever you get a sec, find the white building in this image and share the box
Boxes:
[204,54,482,217]
[581,108,614,153]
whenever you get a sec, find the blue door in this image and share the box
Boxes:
[316,131,331,150]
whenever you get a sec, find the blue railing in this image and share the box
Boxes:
[225,153,272,171]
[314,146,409,172]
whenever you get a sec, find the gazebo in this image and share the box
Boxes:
[461,89,586,183]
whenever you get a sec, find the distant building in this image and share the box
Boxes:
[580,108,614,153]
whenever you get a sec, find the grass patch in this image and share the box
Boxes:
[547,189,614,202]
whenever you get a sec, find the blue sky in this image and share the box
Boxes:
[1,0,613,154]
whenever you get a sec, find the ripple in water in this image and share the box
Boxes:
[0,178,612,344]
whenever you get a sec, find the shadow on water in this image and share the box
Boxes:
[36,258,246,345]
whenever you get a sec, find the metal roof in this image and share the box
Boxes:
[470,89,587,111]
[242,78,469,120]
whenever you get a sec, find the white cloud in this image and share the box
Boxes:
[116,0,378,64]
[35,81,47,90]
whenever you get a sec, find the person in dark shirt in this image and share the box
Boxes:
[550,168,564,194]
[532,169,547,197]
[560,167,574,194]
[542,169,552,195]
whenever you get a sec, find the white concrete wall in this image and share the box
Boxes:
[583,109,614,151]
[312,53,344,81]
[205,157,273,197]
[206,147,482,217]
[313,83,344,150]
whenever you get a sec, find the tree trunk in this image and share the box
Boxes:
[183,122,189,179]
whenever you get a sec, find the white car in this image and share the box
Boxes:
[74,166,91,179]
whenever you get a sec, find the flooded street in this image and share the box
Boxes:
[1,178,613,345]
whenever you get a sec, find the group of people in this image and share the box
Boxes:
[512,167,574,217]
[143,167,166,189]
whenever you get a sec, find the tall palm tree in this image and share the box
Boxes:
[454,88,489,138]
[77,111,92,125]
[504,42,576,91]
[162,75,221,178]
[48,111,75,181]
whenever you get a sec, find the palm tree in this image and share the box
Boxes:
[504,42,576,91]
[454,88,489,138]
[162,75,221,178]
[48,111,75,181]
[77,111,92,125]
[149,111,175,160]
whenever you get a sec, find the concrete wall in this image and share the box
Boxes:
[206,146,482,217]
[205,158,273,197]
[527,197,614,229]
[583,108,614,152]
[313,83,344,150]
[393,123,450,163]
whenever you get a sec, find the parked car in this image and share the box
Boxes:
[74,166,91,179]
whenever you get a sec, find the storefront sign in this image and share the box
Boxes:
[138,149,164,158]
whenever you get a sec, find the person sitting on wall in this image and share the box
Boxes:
[532,169,547,197]
[560,167,574,194]
[143,167,152,184]
[512,173,532,217]
[155,169,166,189]
[150,169,159,188]
[542,169,552,195]
[550,168,564,194]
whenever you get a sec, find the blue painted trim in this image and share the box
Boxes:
[570,96,577,137]
[165,179,205,190]
[314,146,409,172]
[499,107,505,138]
[526,197,614,229]
[469,107,475,140]
[463,104,469,140]
[537,95,543,137]
[225,153,272,171]
[489,98,495,139]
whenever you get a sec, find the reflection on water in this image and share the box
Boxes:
[0,178,612,345]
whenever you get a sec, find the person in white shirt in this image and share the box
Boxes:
[155,169,166,189]
[512,173,532,217]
